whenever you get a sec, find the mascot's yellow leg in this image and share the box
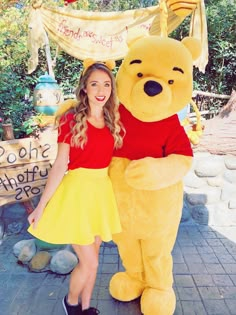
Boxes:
[109,233,146,301]
[139,237,177,315]
[110,272,144,301]
[141,287,176,315]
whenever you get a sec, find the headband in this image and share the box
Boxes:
[83,58,116,73]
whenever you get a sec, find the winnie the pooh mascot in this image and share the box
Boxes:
[109,35,201,315]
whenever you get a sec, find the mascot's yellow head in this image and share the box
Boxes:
[116,35,201,122]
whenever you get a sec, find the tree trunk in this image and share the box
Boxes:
[194,89,236,155]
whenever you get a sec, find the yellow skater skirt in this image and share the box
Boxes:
[28,167,122,245]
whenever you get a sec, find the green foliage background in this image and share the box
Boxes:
[0,0,235,138]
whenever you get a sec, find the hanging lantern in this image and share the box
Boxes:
[33,73,64,115]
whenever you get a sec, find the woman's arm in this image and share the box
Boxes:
[28,142,70,228]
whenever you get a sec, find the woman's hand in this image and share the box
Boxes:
[27,143,69,230]
[28,206,44,229]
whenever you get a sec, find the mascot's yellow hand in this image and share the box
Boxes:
[125,157,161,190]
[125,155,193,190]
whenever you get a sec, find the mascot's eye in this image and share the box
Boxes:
[137,73,143,78]
[168,80,174,85]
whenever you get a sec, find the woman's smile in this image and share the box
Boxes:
[95,96,106,102]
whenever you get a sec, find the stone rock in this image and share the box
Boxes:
[186,190,207,205]
[191,205,209,225]
[2,203,26,219]
[184,171,205,188]
[13,239,36,257]
[50,250,78,274]
[29,251,52,272]
[225,156,236,170]
[194,156,224,177]
[207,176,223,187]
[186,186,221,205]
[18,240,37,263]
[223,170,236,184]
[7,221,24,235]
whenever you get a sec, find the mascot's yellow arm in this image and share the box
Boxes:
[125,155,193,190]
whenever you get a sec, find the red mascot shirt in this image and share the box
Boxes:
[114,104,193,159]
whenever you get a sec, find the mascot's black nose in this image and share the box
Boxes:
[144,81,163,96]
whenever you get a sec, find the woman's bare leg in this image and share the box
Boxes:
[80,236,102,309]
[67,236,102,310]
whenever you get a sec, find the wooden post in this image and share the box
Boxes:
[2,123,15,141]
[44,31,55,79]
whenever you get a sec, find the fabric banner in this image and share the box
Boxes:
[189,0,209,73]
[27,4,182,73]
[27,1,208,74]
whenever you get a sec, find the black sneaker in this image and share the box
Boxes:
[82,307,100,315]
[62,296,82,315]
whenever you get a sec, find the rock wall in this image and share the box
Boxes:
[183,152,236,226]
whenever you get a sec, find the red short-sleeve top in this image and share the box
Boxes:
[57,112,114,170]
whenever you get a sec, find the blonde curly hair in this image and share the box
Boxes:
[55,63,124,149]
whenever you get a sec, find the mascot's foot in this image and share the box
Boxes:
[109,272,145,301]
[141,287,176,315]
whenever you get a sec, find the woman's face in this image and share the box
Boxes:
[84,69,112,110]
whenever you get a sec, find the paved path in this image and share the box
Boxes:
[0,222,236,315]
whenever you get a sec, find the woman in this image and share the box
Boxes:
[28,61,124,315]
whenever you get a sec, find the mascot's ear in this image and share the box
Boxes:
[181,36,201,60]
